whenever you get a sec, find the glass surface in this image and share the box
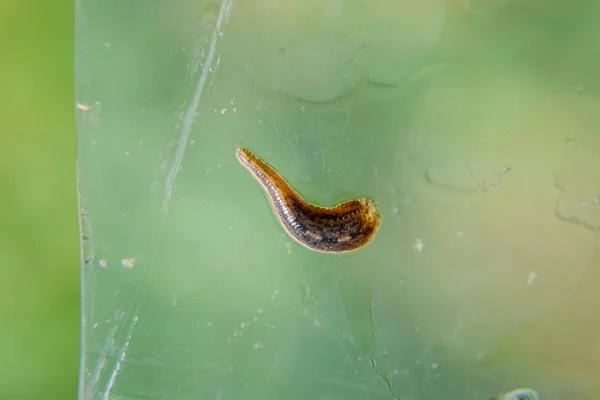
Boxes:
[76,1,600,399]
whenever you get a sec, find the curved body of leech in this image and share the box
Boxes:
[235,147,380,253]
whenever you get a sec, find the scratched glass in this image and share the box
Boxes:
[76,0,600,399]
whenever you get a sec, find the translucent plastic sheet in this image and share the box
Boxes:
[76,1,600,399]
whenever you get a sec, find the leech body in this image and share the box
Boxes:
[235,147,380,253]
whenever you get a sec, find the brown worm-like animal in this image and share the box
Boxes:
[235,147,380,253]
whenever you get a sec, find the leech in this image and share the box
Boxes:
[235,147,380,253]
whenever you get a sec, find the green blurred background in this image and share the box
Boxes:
[2,0,600,399]
[0,1,79,399]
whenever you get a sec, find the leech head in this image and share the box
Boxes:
[235,147,249,165]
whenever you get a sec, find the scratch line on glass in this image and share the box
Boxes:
[81,310,124,400]
[161,0,233,213]
[101,315,140,400]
